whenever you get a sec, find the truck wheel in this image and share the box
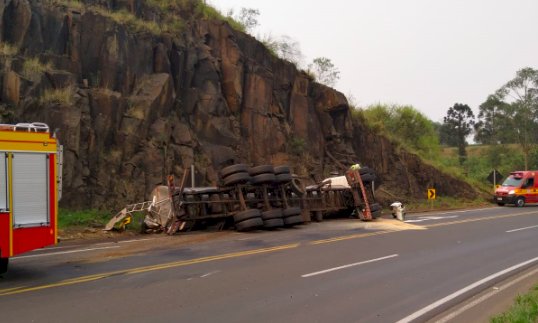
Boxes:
[220,164,249,178]
[274,165,291,174]
[251,173,276,185]
[249,165,274,176]
[263,218,284,229]
[283,207,301,217]
[284,215,304,226]
[235,217,264,231]
[0,257,8,275]
[497,202,505,206]
[275,173,292,183]
[516,197,525,207]
[223,172,251,186]
[233,209,261,223]
[261,209,283,220]
[290,178,305,196]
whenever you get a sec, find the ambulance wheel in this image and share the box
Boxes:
[515,197,525,207]
[497,202,505,206]
[0,257,8,275]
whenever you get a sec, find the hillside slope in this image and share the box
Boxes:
[0,0,478,209]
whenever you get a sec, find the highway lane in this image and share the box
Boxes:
[1,206,538,322]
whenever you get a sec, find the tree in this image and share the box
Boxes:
[474,94,514,145]
[495,67,538,170]
[308,57,340,87]
[443,103,475,165]
[236,8,260,32]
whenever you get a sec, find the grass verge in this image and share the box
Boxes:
[58,209,111,229]
[490,284,538,322]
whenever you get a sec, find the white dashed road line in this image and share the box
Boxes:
[506,225,538,233]
[11,246,121,260]
[301,254,399,278]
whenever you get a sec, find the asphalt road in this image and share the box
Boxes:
[1,206,538,322]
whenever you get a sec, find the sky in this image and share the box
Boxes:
[209,0,538,123]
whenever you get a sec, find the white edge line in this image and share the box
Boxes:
[396,256,538,323]
[11,246,121,260]
[436,266,538,323]
[301,254,398,278]
[506,225,538,233]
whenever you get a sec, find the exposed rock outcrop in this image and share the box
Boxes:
[0,0,479,209]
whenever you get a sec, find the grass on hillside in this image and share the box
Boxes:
[22,57,53,81]
[0,42,18,56]
[490,284,538,322]
[39,86,74,105]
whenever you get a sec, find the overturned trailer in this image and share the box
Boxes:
[105,164,381,234]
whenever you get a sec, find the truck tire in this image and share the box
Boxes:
[251,173,276,185]
[261,209,283,220]
[235,217,264,231]
[263,218,284,229]
[361,173,375,182]
[290,178,305,196]
[284,215,304,226]
[283,207,301,217]
[249,165,274,176]
[274,165,291,174]
[233,209,261,223]
[359,167,372,175]
[223,172,251,186]
[220,164,249,178]
[275,173,292,183]
[0,257,8,275]
[516,197,525,207]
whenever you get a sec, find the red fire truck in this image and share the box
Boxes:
[0,122,62,274]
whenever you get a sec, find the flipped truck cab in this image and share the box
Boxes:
[494,171,538,207]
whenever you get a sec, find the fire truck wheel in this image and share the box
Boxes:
[234,209,261,223]
[361,173,375,182]
[261,209,283,220]
[275,173,292,183]
[283,207,301,217]
[496,202,505,206]
[516,197,525,207]
[0,257,8,275]
[223,172,251,186]
[251,173,276,185]
[220,164,249,179]
[263,218,284,228]
[284,215,304,226]
[235,217,264,231]
[249,165,275,176]
[290,178,305,196]
[274,165,291,174]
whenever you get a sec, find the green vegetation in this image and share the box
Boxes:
[358,104,440,160]
[58,209,110,229]
[0,42,18,56]
[22,57,53,81]
[490,284,538,322]
[39,86,74,105]
[404,196,490,212]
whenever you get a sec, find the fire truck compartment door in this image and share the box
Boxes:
[12,153,49,226]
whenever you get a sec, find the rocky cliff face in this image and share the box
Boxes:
[0,0,478,209]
